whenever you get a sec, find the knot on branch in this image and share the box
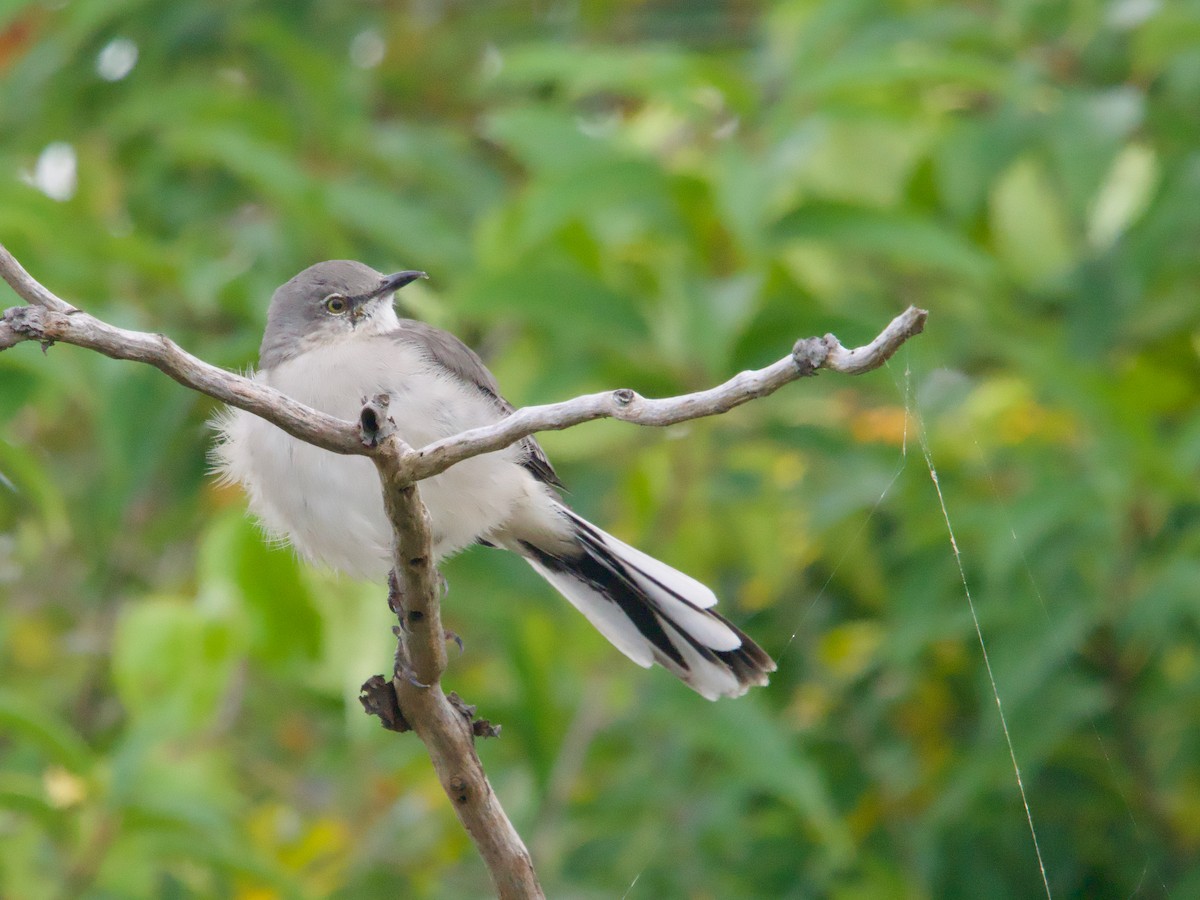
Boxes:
[3,305,37,332]
[448,775,471,805]
[3,305,55,352]
[791,336,829,376]
[449,691,501,739]
[612,388,638,408]
[359,392,395,447]
[359,675,411,732]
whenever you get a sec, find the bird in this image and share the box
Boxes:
[214,260,775,699]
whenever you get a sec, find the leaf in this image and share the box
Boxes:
[323,177,471,273]
[482,105,622,175]
[456,260,647,346]
[0,773,58,823]
[495,43,700,102]
[1087,143,1160,249]
[0,439,71,541]
[196,511,322,669]
[989,156,1079,286]
[511,159,686,252]
[0,690,91,772]
[695,696,855,866]
[773,202,997,280]
[111,598,242,732]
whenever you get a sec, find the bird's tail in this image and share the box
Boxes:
[517,508,775,700]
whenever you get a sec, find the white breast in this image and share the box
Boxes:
[213,333,532,580]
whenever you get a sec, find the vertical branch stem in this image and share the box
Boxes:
[362,400,544,898]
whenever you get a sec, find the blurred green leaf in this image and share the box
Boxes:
[198,511,322,668]
[989,156,1079,287]
[2,0,1199,896]
[774,201,997,280]
[0,690,91,772]
[111,598,241,731]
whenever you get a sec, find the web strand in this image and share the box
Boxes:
[620,869,643,899]
[974,442,1166,896]
[916,414,1052,899]
[776,361,912,666]
[633,357,1061,897]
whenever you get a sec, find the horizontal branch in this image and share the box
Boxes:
[3,245,926,482]
[408,308,926,481]
[3,241,929,490]
[0,246,363,455]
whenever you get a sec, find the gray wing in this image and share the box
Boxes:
[390,319,564,489]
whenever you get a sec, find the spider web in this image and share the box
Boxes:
[779,356,1054,896]
[616,349,1169,897]
[913,387,1052,899]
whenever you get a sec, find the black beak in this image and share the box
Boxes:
[375,270,427,297]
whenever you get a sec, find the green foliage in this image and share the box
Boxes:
[2,0,1199,896]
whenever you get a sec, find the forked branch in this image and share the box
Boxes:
[0,243,926,899]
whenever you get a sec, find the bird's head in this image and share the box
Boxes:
[259,260,426,368]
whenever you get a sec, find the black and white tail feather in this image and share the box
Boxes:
[521,507,775,700]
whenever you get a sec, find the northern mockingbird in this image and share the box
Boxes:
[215,260,775,699]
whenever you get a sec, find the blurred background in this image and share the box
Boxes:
[1,0,1198,896]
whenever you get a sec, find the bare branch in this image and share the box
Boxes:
[409,306,927,481]
[360,394,448,686]
[359,399,543,898]
[0,247,73,313]
[2,244,927,477]
[0,247,362,454]
[2,243,925,900]
[3,303,371,453]
[819,312,927,374]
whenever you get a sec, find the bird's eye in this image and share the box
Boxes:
[324,294,348,314]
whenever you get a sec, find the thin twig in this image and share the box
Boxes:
[408,316,926,481]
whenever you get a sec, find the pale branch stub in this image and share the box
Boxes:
[0,243,927,900]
